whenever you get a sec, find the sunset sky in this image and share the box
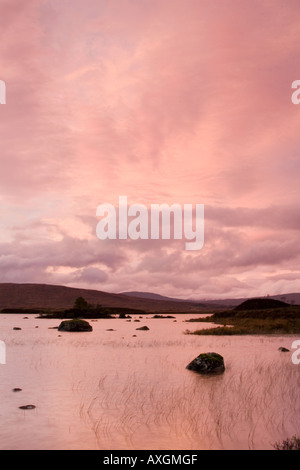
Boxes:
[0,0,299,300]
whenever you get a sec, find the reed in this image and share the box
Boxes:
[80,353,300,450]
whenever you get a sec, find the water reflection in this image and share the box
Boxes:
[0,314,299,449]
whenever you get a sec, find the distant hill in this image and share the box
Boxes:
[234,298,290,311]
[200,293,300,307]
[121,291,188,302]
[0,283,298,314]
[121,291,223,309]
[121,290,300,308]
[0,283,208,313]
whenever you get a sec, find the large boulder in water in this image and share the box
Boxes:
[58,319,93,332]
[186,352,225,374]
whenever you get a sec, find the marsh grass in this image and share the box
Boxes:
[80,356,300,450]
[186,306,300,335]
[273,435,300,450]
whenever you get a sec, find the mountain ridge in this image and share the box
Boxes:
[122,290,300,307]
[0,283,298,313]
[0,283,209,313]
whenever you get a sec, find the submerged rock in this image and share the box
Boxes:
[278,347,290,352]
[19,405,36,410]
[186,352,225,374]
[57,319,93,332]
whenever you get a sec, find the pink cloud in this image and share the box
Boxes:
[0,0,300,298]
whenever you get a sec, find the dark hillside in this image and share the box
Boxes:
[0,283,207,313]
[234,298,290,311]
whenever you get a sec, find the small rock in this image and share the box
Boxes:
[136,326,149,331]
[106,329,115,331]
[186,352,225,374]
[13,327,22,330]
[152,314,176,319]
[278,347,290,352]
[19,405,36,410]
[12,388,22,392]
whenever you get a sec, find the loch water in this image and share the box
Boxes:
[0,314,299,450]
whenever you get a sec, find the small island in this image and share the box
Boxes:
[186,298,300,335]
[35,296,147,319]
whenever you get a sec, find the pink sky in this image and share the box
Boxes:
[0,0,300,299]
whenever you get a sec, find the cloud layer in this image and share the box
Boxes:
[0,0,300,299]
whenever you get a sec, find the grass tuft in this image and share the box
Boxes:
[273,436,300,450]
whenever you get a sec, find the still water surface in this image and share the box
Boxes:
[0,314,299,450]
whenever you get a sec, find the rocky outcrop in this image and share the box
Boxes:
[57,319,93,332]
[186,352,225,374]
